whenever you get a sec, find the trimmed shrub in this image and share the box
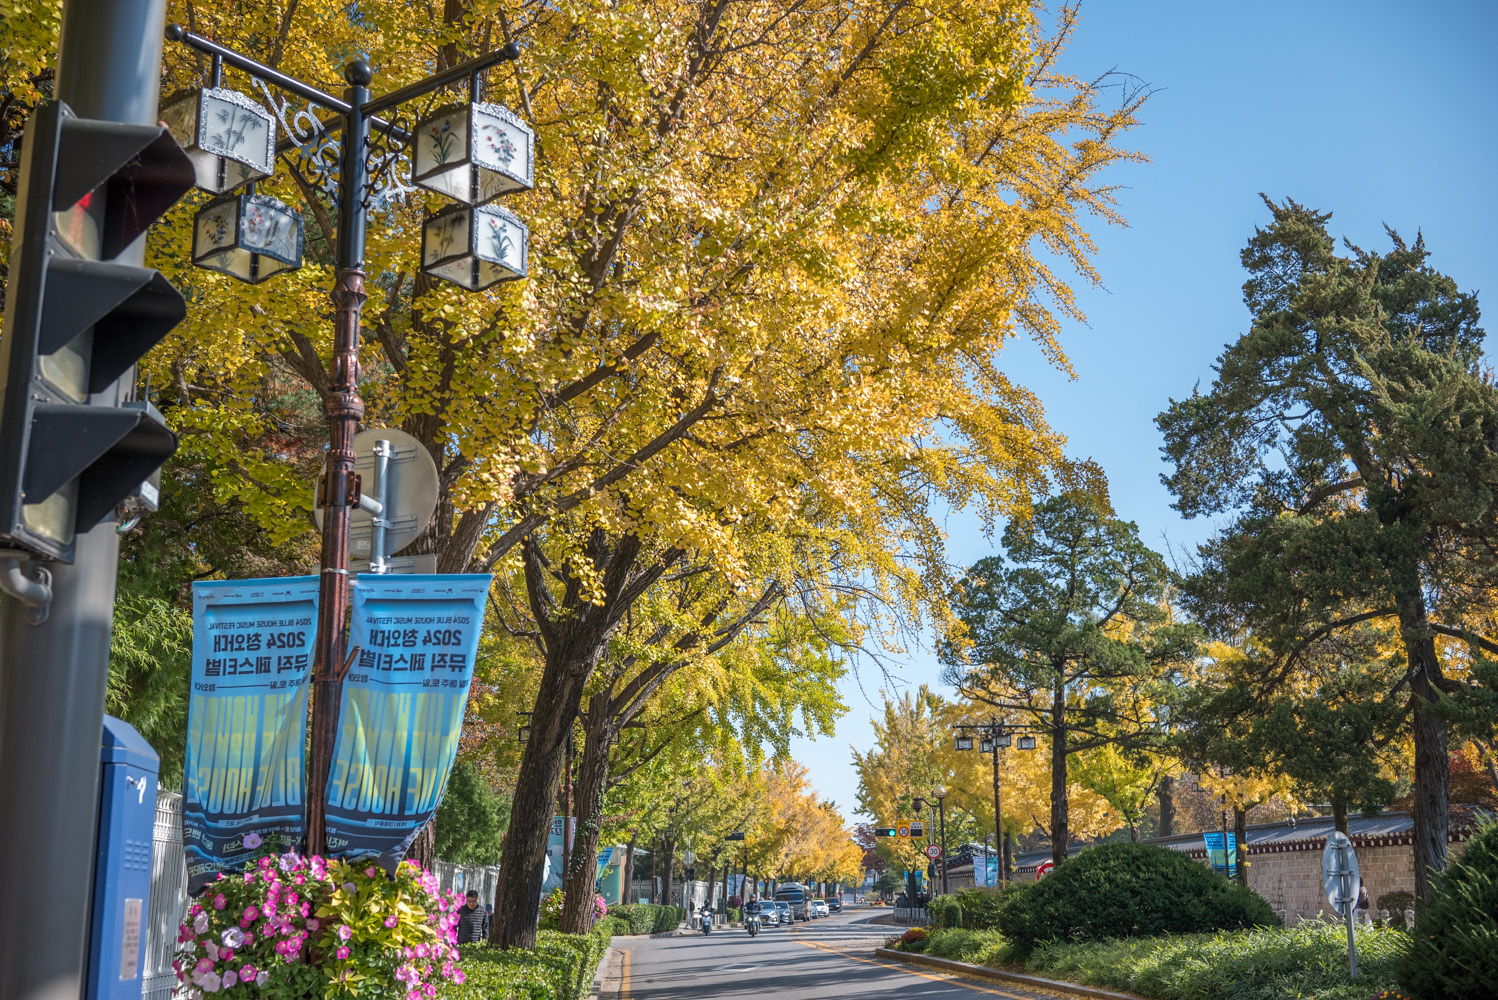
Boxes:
[1395,821,1498,1000]
[929,896,963,929]
[608,903,683,935]
[997,842,1279,952]
[450,928,612,1000]
[950,885,1023,929]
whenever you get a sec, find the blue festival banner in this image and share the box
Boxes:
[324,574,491,867]
[185,577,318,893]
[1203,831,1239,879]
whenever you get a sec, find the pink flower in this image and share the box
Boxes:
[241,932,255,946]
[242,906,259,922]
[384,915,399,928]
[212,894,226,910]
[337,924,353,941]
[243,873,256,883]
[294,875,305,885]
[336,946,350,960]
[219,948,234,963]
[195,958,214,974]
[238,964,256,980]
[243,832,262,849]
[415,943,430,958]
[423,984,435,998]
[453,970,465,985]
[365,866,378,878]
[305,918,320,932]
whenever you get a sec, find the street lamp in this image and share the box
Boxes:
[164,24,527,856]
[953,719,1041,886]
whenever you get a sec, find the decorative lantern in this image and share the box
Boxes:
[162,87,276,193]
[421,202,528,290]
[412,101,533,205]
[191,190,303,284]
[1017,735,1037,751]
[979,739,994,753]
[995,734,1012,748]
[954,736,974,751]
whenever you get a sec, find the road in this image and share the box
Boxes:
[603,904,1075,1000]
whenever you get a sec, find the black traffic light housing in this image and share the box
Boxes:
[874,827,897,838]
[0,101,192,561]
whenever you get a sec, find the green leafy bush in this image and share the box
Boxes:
[448,929,611,1000]
[997,842,1279,952]
[949,886,1022,929]
[607,904,683,935]
[1395,821,1498,1000]
[929,897,963,929]
[595,915,631,938]
[898,926,929,951]
[1376,890,1415,929]
[1027,923,1407,1000]
[921,927,1012,966]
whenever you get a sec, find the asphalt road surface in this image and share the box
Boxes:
[603,904,1076,1000]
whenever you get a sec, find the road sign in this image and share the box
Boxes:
[1322,831,1362,980]
[924,844,942,860]
[896,824,910,839]
[910,820,925,838]
[315,428,438,573]
[1035,859,1055,878]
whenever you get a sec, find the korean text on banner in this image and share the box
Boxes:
[185,577,318,893]
[325,574,492,868]
[1203,831,1239,879]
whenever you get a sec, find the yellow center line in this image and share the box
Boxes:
[621,947,631,1000]
[796,940,1040,1000]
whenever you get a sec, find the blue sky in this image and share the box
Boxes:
[790,0,1498,820]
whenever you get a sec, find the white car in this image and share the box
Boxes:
[745,901,780,926]
[810,899,830,918]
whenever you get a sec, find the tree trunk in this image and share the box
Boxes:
[1331,795,1349,835]
[560,697,613,933]
[1049,685,1069,866]
[404,816,436,871]
[1157,774,1175,838]
[1397,600,1450,908]
[1233,807,1248,886]
[659,834,677,909]
[622,833,637,905]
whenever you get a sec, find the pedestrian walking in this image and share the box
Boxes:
[457,890,487,945]
[483,902,493,938]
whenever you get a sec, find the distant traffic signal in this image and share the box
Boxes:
[0,102,191,561]
[873,827,896,838]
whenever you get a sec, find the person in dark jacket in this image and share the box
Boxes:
[456,890,486,944]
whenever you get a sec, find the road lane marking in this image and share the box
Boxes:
[621,947,631,1000]
[796,940,1043,1000]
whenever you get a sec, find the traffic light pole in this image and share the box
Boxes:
[0,1,169,997]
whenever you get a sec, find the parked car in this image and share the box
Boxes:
[772,900,792,926]
[828,896,842,912]
[744,900,780,926]
[810,899,830,918]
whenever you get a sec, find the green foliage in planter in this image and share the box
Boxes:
[929,897,963,929]
[922,927,1012,966]
[997,842,1279,952]
[1395,822,1498,1000]
[448,929,611,1000]
[897,926,929,951]
[1028,923,1407,1000]
[949,886,1022,929]
[608,904,683,934]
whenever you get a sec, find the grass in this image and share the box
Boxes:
[896,922,1410,1000]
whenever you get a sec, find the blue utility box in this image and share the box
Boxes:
[87,715,159,1000]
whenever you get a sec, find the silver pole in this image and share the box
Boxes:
[369,439,392,573]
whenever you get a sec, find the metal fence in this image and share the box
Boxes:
[142,793,504,1000]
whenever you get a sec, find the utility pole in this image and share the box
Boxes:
[0,2,183,998]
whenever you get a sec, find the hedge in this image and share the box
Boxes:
[997,842,1279,951]
[608,903,684,935]
[448,928,611,1000]
[1396,821,1498,1000]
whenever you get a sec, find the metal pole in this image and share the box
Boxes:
[1220,799,1230,879]
[306,60,372,857]
[0,2,165,997]
[938,798,948,895]
[369,439,392,572]
[1342,843,1359,980]
[991,736,1005,886]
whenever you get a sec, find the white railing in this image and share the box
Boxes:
[892,906,928,925]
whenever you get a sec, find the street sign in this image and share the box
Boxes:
[897,824,910,839]
[910,820,925,838]
[924,844,942,860]
[1035,859,1055,878]
[1322,831,1362,980]
[1322,831,1362,916]
[315,428,439,573]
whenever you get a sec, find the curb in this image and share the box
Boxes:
[872,948,1143,1000]
[588,945,613,999]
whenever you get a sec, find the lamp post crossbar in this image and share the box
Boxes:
[165,25,521,858]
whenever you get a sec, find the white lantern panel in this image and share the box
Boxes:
[422,209,472,269]
[473,204,528,278]
[413,107,472,200]
[471,102,534,194]
[163,88,274,194]
[239,195,302,267]
[192,193,302,284]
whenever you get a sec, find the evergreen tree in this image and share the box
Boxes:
[1158,196,1498,903]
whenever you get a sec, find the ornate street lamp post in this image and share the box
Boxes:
[163,25,529,855]
[953,719,1041,886]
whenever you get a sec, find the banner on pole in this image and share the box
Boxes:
[185,577,319,893]
[324,574,491,868]
[1203,831,1239,879]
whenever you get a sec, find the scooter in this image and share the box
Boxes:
[745,912,760,938]
[699,906,713,934]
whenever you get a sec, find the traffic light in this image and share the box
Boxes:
[0,101,192,561]
[873,827,896,838]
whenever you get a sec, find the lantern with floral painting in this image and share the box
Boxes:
[420,202,528,290]
[411,101,533,205]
